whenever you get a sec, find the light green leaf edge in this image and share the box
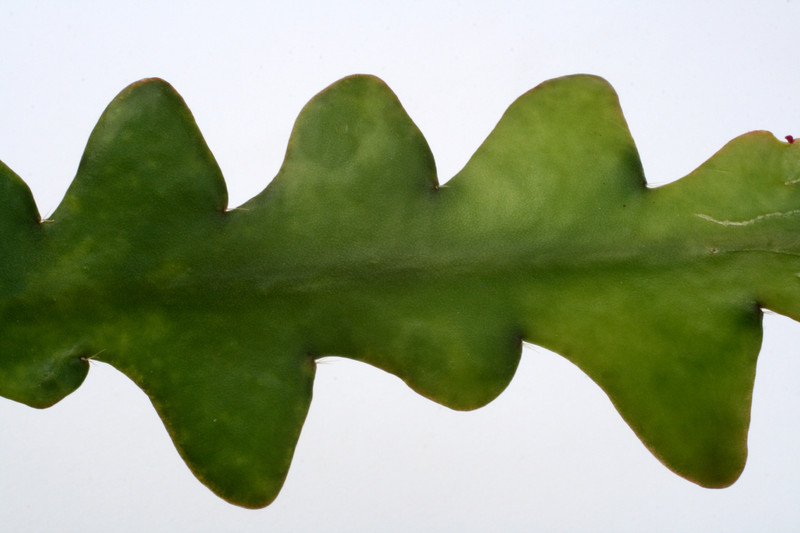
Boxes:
[1,74,798,507]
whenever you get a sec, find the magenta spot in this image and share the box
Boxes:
[787,135,795,144]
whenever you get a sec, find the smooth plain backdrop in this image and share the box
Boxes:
[1,1,799,531]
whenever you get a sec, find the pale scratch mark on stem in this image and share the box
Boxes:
[695,209,800,226]
[80,349,106,362]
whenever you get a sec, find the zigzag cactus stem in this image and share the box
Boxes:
[1,74,799,507]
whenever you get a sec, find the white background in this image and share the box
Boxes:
[1,1,799,531]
